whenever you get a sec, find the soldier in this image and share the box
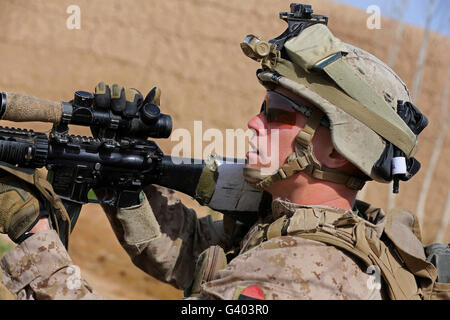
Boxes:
[0,4,442,300]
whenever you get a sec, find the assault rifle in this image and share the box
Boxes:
[0,91,265,247]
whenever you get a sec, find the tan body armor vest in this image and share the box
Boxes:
[237,201,448,300]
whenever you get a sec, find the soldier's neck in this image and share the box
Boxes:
[267,173,358,211]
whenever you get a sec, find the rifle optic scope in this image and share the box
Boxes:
[65,91,173,139]
[0,91,173,140]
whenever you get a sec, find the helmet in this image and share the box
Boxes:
[241,4,427,192]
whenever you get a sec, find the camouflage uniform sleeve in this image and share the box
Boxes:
[100,185,227,290]
[0,230,102,300]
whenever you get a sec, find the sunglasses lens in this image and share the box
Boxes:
[260,100,266,114]
[263,92,297,125]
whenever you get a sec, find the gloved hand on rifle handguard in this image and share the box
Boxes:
[90,81,162,204]
[91,82,162,248]
[0,163,71,245]
[92,81,161,122]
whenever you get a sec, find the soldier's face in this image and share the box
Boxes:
[246,87,333,178]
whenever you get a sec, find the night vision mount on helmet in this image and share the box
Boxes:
[271,3,328,51]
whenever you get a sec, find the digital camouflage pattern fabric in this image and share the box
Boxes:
[0,230,100,300]
[0,185,384,300]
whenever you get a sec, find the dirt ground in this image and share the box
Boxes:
[0,0,448,299]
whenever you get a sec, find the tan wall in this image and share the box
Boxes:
[0,0,448,299]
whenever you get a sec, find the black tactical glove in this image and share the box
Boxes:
[94,82,162,115]
[91,82,162,208]
[94,82,161,114]
[91,82,162,140]
[93,82,144,117]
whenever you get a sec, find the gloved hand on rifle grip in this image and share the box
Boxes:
[0,165,71,246]
[0,172,43,243]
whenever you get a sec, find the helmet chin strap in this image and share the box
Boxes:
[243,109,366,191]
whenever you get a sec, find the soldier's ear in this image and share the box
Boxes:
[321,148,349,169]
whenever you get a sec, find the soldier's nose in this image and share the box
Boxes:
[248,113,266,134]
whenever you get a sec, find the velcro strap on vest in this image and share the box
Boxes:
[265,215,289,241]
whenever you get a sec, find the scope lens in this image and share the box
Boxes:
[141,103,161,124]
[154,114,172,138]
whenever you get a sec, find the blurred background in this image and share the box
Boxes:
[0,0,448,299]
